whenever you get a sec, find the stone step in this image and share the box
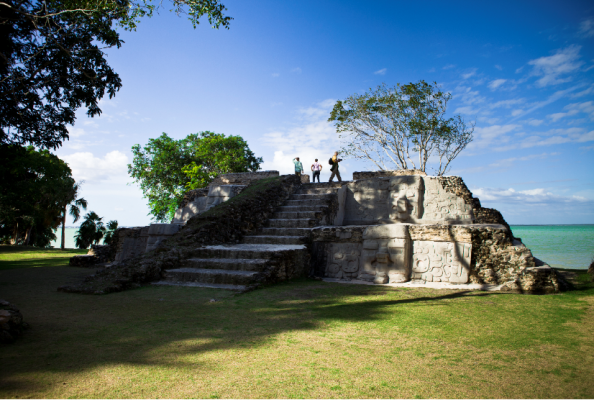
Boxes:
[152,281,248,291]
[181,258,268,271]
[284,199,330,207]
[273,210,322,219]
[192,243,307,260]
[296,187,341,195]
[267,218,317,228]
[259,227,313,236]
[300,182,348,189]
[290,193,334,201]
[163,267,259,285]
[278,205,328,212]
[242,235,307,245]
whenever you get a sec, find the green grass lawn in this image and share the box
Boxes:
[1,246,593,399]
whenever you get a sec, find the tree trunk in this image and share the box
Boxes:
[11,222,19,245]
[61,206,66,250]
[23,226,33,246]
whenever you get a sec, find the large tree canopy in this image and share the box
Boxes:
[329,81,474,176]
[128,131,262,222]
[0,144,77,246]
[0,0,231,149]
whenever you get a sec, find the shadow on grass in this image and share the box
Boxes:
[0,264,592,395]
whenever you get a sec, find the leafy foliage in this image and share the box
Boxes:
[0,0,231,149]
[128,131,262,222]
[74,211,106,249]
[103,220,119,245]
[0,144,76,246]
[329,81,474,175]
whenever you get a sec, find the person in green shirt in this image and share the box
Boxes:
[293,157,304,176]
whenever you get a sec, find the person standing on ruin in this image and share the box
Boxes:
[311,158,322,183]
[329,151,342,182]
[293,157,304,177]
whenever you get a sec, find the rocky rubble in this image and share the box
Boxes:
[0,299,28,343]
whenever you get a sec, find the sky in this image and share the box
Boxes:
[53,0,594,226]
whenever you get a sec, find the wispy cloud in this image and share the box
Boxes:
[471,187,592,205]
[488,79,507,90]
[271,72,280,78]
[469,124,520,149]
[291,67,302,74]
[374,68,387,75]
[461,68,477,79]
[527,45,584,87]
[495,65,503,71]
[443,64,456,70]
[579,18,594,38]
[494,128,594,151]
[547,101,594,122]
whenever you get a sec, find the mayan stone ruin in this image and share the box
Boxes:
[68,170,565,294]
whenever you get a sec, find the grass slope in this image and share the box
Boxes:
[0,246,87,271]
[1,248,593,398]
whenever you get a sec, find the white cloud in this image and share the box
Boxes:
[374,68,387,75]
[579,18,594,38]
[291,67,302,74]
[493,128,594,151]
[489,98,525,109]
[547,101,594,122]
[495,65,503,71]
[469,124,520,149]
[454,106,480,115]
[511,109,524,117]
[471,187,593,206]
[67,127,86,138]
[487,152,557,168]
[511,84,584,121]
[461,68,477,79]
[528,45,584,87]
[261,100,340,175]
[571,85,594,98]
[488,79,507,90]
[61,151,129,184]
[443,64,456,70]
[271,72,280,78]
[525,119,544,126]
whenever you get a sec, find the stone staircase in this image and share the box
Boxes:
[153,182,346,291]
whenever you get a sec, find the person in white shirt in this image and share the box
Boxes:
[311,158,322,183]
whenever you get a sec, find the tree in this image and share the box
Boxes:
[74,211,105,249]
[328,81,474,176]
[103,220,119,245]
[60,182,87,249]
[1,0,231,150]
[128,131,262,222]
[0,144,77,246]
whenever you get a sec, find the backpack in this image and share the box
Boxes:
[328,157,334,166]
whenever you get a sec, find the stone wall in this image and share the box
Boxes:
[352,169,427,180]
[113,227,149,263]
[310,223,565,293]
[178,187,209,209]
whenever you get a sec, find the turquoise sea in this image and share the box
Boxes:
[51,226,594,270]
[510,225,594,270]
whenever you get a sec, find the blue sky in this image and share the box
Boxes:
[53,0,594,226]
